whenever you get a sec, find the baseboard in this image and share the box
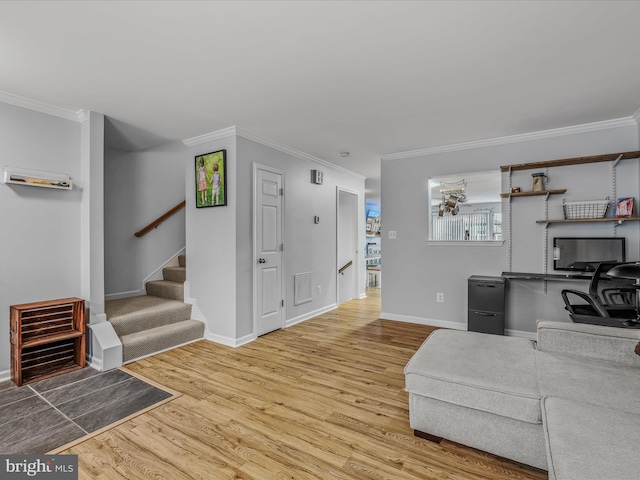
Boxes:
[86,355,103,371]
[206,332,256,348]
[286,304,338,328]
[505,329,538,340]
[359,292,368,299]
[0,369,10,383]
[379,312,466,331]
[141,246,186,288]
[184,285,206,322]
[105,289,144,301]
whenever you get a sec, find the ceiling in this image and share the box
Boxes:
[1,1,640,209]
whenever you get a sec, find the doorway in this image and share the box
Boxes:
[337,188,359,304]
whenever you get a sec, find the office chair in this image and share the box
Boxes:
[561,262,637,322]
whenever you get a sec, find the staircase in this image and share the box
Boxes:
[105,255,205,363]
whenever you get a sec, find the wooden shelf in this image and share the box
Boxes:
[500,150,640,172]
[500,189,566,198]
[22,330,84,349]
[535,217,640,224]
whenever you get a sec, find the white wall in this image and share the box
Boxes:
[381,123,640,335]
[185,131,365,344]
[104,141,187,296]
[186,135,238,341]
[0,102,83,374]
[237,137,366,335]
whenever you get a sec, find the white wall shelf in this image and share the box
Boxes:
[3,166,72,190]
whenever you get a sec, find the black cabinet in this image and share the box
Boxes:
[468,276,506,335]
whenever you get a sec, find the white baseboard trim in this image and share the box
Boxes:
[380,312,466,331]
[105,289,144,301]
[286,304,338,328]
[141,246,186,288]
[86,355,103,371]
[505,329,538,340]
[205,332,256,348]
[189,304,205,322]
[0,369,10,383]
[359,292,368,299]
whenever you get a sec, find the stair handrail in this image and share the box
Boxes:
[134,200,186,237]
[338,260,353,275]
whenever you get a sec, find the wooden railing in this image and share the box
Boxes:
[134,200,186,237]
[338,260,353,275]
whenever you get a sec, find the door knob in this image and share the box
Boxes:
[258,258,266,264]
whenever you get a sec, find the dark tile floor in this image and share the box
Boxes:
[0,367,173,454]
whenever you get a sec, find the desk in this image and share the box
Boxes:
[502,272,592,282]
[501,271,639,328]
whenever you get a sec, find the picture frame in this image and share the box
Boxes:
[195,150,227,208]
[616,197,635,217]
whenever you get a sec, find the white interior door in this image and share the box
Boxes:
[255,166,284,336]
[338,189,358,304]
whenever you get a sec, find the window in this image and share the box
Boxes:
[428,171,502,243]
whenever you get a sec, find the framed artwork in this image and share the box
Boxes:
[195,150,227,208]
[616,197,635,217]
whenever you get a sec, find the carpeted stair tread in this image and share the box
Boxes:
[162,266,186,283]
[178,255,186,267]
[146,280,184,301]
[106,295,192,337]
[120,320,204,363]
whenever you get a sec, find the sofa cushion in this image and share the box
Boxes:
[537,321,640,368]
[542,397,640,480]
[535,349,640,415]
[404,329,541,424]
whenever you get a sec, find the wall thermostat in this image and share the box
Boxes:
[311,169,323,185]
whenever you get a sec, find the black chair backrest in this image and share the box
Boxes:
[588,262,635,300]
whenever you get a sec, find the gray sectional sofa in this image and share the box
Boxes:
[404,321,640,479]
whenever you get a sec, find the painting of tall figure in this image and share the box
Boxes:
[195,150,227,208]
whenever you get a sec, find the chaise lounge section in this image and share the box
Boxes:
[404,321,640,478]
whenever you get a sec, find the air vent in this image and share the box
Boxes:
[294,272,313,306]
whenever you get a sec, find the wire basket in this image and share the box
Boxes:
[562,198,609,220]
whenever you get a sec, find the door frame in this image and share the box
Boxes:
[252,163,286,339]
[336,186,360,304]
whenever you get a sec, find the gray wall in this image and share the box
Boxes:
[0,102,82,374]
[104,141,187,296]
[381,124,640,335]
[237,137,366,335]
[186,133,365,344]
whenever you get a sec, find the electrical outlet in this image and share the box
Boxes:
[388,230,397,239]
[436,292,445,303]
[317,285,322,294]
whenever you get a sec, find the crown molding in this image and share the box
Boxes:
[0,90,87,122]
[183,126,366,180]
[382,115,639,161]
[182,126,237,147]
[236,128,366,179]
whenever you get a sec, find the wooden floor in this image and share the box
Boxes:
[61,289,547,480]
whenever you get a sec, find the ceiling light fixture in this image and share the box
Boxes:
[340,152,350,158]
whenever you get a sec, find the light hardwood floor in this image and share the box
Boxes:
[61,289,547,479]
